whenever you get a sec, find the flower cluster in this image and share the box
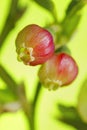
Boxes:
[15,24,78,90]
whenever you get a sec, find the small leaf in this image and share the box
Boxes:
[66,0,84,16]
[56,104,87,130]
[33,0,54,12]
[57,0,85,45]
[55,14,81,47]
[62,0,85,37]
[66,0,78,13]
[55,45,71,54]
[77,78,87,123]
[58,104,80,120]
[62,14,81,38]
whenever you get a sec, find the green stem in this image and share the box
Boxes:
[25,81,42,130]
[0,64,18,95]
[0,0,17,49]
[0,0,26,50]
[0,64,35,130]
[0,67,42,130]
[31,81,42,130]
[0,1,41,130]
[33,82,42,107]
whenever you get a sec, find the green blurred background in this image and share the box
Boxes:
[0,0,87,130]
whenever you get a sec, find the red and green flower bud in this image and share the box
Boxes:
[15,24,55,66]
[38,53,78,90]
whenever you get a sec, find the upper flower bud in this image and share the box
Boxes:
[38,53,78,90]
[15,24,55,66]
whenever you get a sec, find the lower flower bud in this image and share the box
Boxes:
[38,53,78,90]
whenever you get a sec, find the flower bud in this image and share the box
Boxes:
[38,53,78,90]
[15,24,55,66]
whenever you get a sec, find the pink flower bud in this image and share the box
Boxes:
[15,24,55,66]
[38,53,78,90]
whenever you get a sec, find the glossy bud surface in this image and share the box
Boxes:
[38,53,78,90]
[15,24,55,66]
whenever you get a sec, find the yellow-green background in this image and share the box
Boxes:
[0,0,87,130]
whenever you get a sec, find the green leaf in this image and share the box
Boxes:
[55,14,81,47]
[33,0,54,12]
[56,104,87,130]
[62,14,81,38]
[0,65,18,95]
[33,0,58,22]
[57,0,85,45]
[66,0,78,13]
[0,0,26,49]
[58,104,80,120]
[62,0,85,37]
[55,45,71,54]
[66,0,84,16]
[77,78,87,123]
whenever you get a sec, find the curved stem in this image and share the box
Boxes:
[0,66,42,130]
[0,65,34,130]
[0,64,18,95]
[30,81,42,130]
[0,0,26,50]
[33,82,42,107]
